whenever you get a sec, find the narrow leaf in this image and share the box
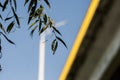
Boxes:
[35,5,43,16]
[52,39,55,51]
[43,14,47,24]
[0,32,15,44]
[0,65,2,71]
[28,5,36,24]
[2,0,9,11]
[0,37,1,45]
[4,16,13,21]
[56,36,67,49]
[7,21,15,33]
[44,0,51,8]
[39,18,42,31]
[24,0,29,6]
[30,26,38,37]
[53,40,58,55]
[0,2,3,8]
[28,0,34,12]
[0,15,3,20]
[0,34,1,59]
[0,38,1,53]
[49,17,54,27]
[34,0,37,11]
[52,26,62,36]
[0,23,6,33]
[11,6,20,26]
[40,24,48,34]
[29,20,38,29]
[13,0,17,10]
[0,45,1,53]
[28,14,32,24]
[51,39,58,54]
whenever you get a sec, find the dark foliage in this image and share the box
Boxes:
[0,0,67,71]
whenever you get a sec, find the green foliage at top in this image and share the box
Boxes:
[0,0,67,59]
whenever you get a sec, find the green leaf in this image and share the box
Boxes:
[44,0,51,8]
[0,15,3,20]
[28,5,36,24]
[4,16,13,21]
[34,0,37,10]
[0,23,6,33]
[0,45,2,58]
[48,17,54,27]
[11,6,20,26]
[0,32,15,45]
[43,14,47,24]
[13,0,17,10]
[0,37,1,45]
[2,0,9,11]
[52,26,62,36]
[28,0,34,12]
[28,0,37,12]
[29,20,38,29]
[51,39,58,55]
[30,26,38,37]
[56,36,67,49]
[54,40,58,54]
[0,65,2,71]
[52,39,55,51]
[0,2,3,8]
[39,18,42,31]
[35,5,44,16]
[24,0,29,6]
[7,21,15,33]
[0,38,2,58]
[40,24,48,34]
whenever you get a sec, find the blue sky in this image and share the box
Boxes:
[0,0,90,80]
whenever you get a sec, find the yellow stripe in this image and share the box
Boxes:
[59,0,100,80]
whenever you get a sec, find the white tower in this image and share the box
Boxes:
[38,20,67,80]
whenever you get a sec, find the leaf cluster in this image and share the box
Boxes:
[25,0,67,54]
[0,0,68,72]
[0,0,18,59]
[0,0,67,58]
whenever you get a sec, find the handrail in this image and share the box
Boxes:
[59,0,100,80]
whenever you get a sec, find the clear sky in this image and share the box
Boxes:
[0,0,90,80]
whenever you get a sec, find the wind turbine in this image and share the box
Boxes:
[38,20,67,80]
